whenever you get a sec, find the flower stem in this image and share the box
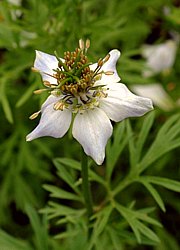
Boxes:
[81,148,93,237]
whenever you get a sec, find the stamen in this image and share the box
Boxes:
[31,67,39,72]
[103,53,110,63]
[94,74,102,81]
[29,110,41,120]
[32,68,58,80]
[54,101,65,111]
[79,39,85,50]
[43,81,51,87]
[43,71,58,79]
[97,58,104,67]
[33,89,49,94]
[104,71,114,75]
[85,39,90,50]
[71,86,78,95]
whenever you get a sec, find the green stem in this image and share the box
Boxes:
[81,148,93,236]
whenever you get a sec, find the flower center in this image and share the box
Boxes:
[31,39,113,118]
[54,48,95,96]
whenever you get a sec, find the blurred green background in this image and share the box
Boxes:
[0,0,179,249]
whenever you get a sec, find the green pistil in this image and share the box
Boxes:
[75,63,91,77]
[60,71,80,84]
[54,51,69,72]
[57,77,72,87]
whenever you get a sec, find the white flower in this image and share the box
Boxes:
[142,40,177,77]
[132,84,175,111]
[7,0,22,20]
[26,42,153,165]
[20,31,37,48]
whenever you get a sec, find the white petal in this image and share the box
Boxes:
[142,40,177,76]
[34,50,59,85]
[131,83,175,111]
[100,83,153,122]
[72,108,112,165]
[90,49,121,85]
[41,94,61,111]
[26,96,72,141]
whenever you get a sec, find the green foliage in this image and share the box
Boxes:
[42,114,180,249]
[25,204,49,250]
[0,0,179,249]
[0,230,33,250]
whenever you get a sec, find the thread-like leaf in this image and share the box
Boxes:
[137,178,166,211]
[43,184,83,202]
[144,176,180,193]
[139,114,180,172]
[0,229,32,250]
[25,204,48,250]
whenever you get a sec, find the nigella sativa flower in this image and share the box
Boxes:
[132,83,175,111]
[26,40,153,165]
[142,40,177,77]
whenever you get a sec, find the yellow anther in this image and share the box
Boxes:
[97,58,103,67]
[81,82,87,90]
[43,81,51,87]
[33,89,48,94]
[29,111,41,120]
[75,48,81,54]
[85,39,90,49]
[79,39,85,50]
[31,67,39,72]
[71,86,78,95]
[103,53,110,63]
[95,90,108,99]
[104,71,114,75]
[54,101,64,111]
[94,74,102,81]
